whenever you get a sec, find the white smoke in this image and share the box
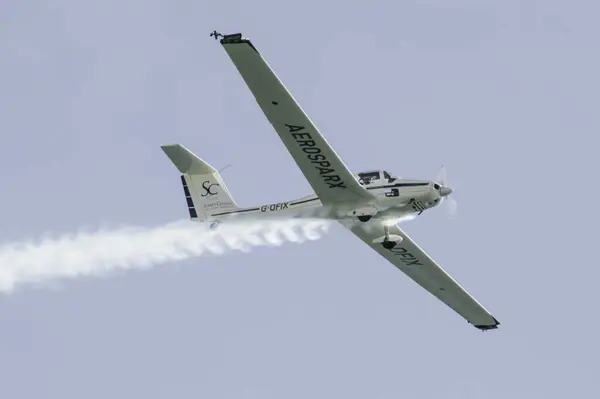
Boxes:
[0,218,332,294]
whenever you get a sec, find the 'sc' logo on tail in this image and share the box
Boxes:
[201,180,219,197]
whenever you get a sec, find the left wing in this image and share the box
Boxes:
[347,221,500,330]
[218,32,374,206]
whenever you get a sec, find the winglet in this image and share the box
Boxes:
[161,144,217,175]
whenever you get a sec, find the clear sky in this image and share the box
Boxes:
[1,0,599,397]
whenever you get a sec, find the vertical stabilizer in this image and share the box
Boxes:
[161,144,238,221]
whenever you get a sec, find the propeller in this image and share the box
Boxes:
[435,165,458,218]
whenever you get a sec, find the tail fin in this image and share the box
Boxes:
[161,144,238,221]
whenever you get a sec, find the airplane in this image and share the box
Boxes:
[161,32,500,331]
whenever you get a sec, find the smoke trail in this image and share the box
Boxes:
[0,218,332,294]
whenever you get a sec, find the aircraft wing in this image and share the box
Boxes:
[347,221,500,330]
[218,33,374,206]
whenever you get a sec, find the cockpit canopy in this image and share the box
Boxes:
[357,170,397,185]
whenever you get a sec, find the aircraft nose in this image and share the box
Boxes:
[440,186,453,197]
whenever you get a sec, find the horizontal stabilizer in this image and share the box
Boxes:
[161,144,217,175]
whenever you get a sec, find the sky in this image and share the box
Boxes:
[1,0,599,397]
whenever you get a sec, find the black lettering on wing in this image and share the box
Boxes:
[308,154,326,161]
[312,160,330,168]
[297,139,316,147]
[292,132,311,140]
[303,147,321,154]
[286,124,305,132]
[317,167,336,175]
[390,247,423,266]
[327,181,346,188]
[285,122,348,190]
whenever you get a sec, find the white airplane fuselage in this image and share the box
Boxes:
[205,176,449,226]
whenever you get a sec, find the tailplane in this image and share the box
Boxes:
[161,144,238,221]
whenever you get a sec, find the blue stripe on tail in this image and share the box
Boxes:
[180,175,198,218]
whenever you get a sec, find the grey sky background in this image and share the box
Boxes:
[1,0,599,397]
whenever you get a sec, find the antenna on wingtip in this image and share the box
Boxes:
[218,164,232,174]
[210,30,224,40]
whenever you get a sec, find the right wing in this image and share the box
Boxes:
[218,33,374,206]
[348,221,500,330]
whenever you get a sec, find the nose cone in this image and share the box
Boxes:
[440,186,453,197]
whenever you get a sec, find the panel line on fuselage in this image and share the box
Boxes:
[210,207,261,217]
[365,182,429,190]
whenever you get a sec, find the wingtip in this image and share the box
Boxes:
[216,31,258,53]
[474,317,500,331]
[160,143,182,150]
